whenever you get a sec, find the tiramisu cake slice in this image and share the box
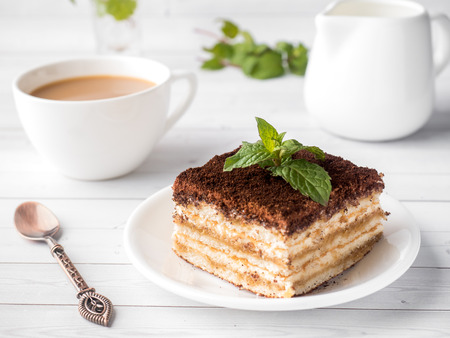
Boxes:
[172,119,386,298]
[172,150,386,298]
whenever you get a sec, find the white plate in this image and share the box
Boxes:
[124,186,421,311]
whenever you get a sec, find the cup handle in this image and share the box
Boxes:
[163,69,197,135]
[431,14,450,76]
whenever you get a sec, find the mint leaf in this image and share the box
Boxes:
[224,141,273,171]
[223,117,331,205]
[94,0,137,21]
[204,42,234,60]
[277,132,286,143]
[288,43,308,76]
[241,56,259,76]
[201,57,225,70]
[302,146,325,161]
[197,20,308,80]
[276,41,293,55]
[230,43,254,67]
[269,159,332,206]
[221,20,239,39]
[256,117,280,152]
[257,159,275,169]
[277,139,304,162]
[240,31,255,46]
[276,140,326,162]
[230,32,255,66]
[253,44,270,55]
[245,49,285,79]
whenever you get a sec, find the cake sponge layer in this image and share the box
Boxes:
[172,195,385,298]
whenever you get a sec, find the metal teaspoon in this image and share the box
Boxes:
[14,201,113,326]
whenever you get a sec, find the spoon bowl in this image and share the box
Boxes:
[14,201,60,240]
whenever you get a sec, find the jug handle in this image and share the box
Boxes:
[431,14,450,76]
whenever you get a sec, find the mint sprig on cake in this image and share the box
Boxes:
[224,117,331,205]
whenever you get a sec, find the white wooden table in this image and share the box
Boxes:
[1,0,450,336]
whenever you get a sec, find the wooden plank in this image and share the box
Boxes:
[3,119,450,167]
[0,164,449,201]
[0,305,449,337]
[0,263,201,307]
[1,199,449,236]
[1,223,449,266]
[1,127,449,201]
[403,201,450,231]
[2,0,449,19]
[0,227,128,264]
[0,199,141,230]
[414,232,450,268]
[0,16,314,53]
[0,0,168,19]
[0,264,449,310]
[167,0,450,17]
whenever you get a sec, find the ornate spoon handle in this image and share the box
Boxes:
[49,242,113,326]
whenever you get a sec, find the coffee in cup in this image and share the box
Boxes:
[13,56,197,180]
[29,75,156,101]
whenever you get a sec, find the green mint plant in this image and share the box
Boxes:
[223,118,331,205]
[200,20,308,79]
[93,0,137,21]
[71,0,137,21]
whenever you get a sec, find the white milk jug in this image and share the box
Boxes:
[304,0,450,141]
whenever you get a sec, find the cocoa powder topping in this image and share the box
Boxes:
[173,149,385,235]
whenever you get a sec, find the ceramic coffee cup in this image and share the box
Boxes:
[304,0,450,141]
[12,56,197,180]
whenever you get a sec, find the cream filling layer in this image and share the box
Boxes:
[172,193,386,297]
[174,195,383,263]
[172,238,295,298]
[173,214,382,278]
[173,221,382,297]
[173,210,383,276]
